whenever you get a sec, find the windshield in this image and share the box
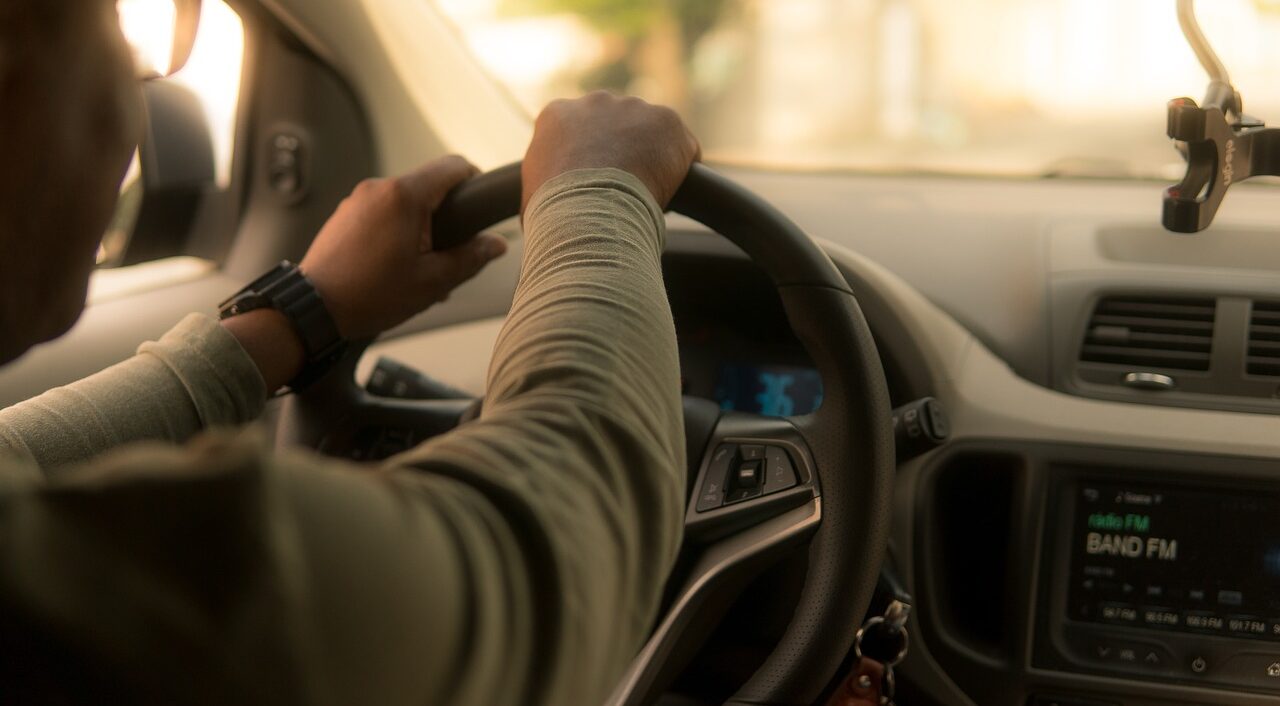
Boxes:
[436,0,1280,179]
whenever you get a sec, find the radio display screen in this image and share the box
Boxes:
[1068,480,1280,640]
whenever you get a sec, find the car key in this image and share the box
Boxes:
[854,600,911,705]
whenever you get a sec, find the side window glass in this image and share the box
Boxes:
[100,0,245,269]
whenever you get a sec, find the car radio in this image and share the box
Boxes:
[1039,475,1280,692]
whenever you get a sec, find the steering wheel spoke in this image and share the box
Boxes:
[605,412,825,705]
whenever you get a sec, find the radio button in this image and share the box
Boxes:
[1218,589,1245,607]
[1185,611,1225,632]
[1228,615,1269,636]
[1100,602,1138,623]
[1141,607,1180,627]
[1078,636,1172,673]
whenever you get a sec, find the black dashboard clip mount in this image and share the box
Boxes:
[1163,0,1280,233]
[1163,84,1280,233]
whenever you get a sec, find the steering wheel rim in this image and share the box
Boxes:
[279,163,894,705]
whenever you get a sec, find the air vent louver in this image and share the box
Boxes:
[1247,301,1280,377]
[1080,296,1215,371]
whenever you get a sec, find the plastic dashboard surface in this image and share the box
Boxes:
[805,227,1280,704]
[343,219,1280,705]
[912,441,1280,706]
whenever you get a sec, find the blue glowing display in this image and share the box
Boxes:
[713,364,823,417]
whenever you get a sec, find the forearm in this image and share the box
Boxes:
[219,309,305,393]
[0,314,267,473]
[394,168,685,703]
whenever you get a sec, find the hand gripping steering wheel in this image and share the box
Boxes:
[278,163,894,705]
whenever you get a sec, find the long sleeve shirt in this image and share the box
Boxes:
[0,168,685,706]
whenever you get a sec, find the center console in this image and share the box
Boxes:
[916,442,1280,705]
[1037,469,1280,694]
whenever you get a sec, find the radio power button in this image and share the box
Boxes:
[1191,656,1208,674]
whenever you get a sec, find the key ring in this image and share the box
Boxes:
[854,615,910,667]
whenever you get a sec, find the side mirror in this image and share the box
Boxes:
[106,80,215,267]
[117,0,202,79]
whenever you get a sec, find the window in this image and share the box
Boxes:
[101,0,245,268]
[437,0,1280,180]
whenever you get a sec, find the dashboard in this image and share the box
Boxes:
[223,7,1280,701]
[349,208,1280,704]
[651,201,1280,705]
[666,245,823,418]
[734,170,1280,706]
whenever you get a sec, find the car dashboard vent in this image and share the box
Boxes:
[1247,301,1280,377]
[1079,296,1216,372]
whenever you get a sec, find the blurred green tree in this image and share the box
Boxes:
[499,0,733,112]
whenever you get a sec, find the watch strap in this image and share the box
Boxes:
[219,261,346,390]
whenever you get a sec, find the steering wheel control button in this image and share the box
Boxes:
[695,443,736,512]
[725,486,764,504]
[735,460,762,487]
[891,397,950,460]
[739,444,765,461]
[727,486,762,506]
[763,446,798,494]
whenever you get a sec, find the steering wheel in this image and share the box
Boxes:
[278,163,894,705]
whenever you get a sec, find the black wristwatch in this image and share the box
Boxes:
[218,261,347,390]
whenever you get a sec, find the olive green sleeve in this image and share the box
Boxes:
[0,314,267,475]
[0,168,684,706]
[385,167,686,703]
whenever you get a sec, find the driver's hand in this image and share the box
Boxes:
[522,91,701,212]
[300,155,508,340]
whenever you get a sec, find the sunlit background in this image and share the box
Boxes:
[104,0,245,269]
[437,0,1280,179]
[118,0,245,186]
